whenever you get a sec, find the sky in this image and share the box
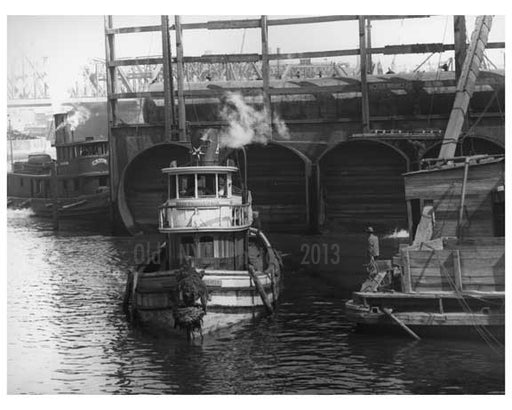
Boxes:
[6,15,506,104]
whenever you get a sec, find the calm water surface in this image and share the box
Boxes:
[7,210,505,394]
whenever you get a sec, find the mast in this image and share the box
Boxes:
[437,16,493,160]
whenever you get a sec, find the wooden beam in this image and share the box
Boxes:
[175,15,187,142]
[439,16,493,159]
[117,67,133,93]
[406,200,414,244]
[402,249,413,293]
[161,15,175,141]
[167,15,430,31]
[157,42,506,66]
[453,250,463,292]
[104,15,118,225]
[106,25,162,35]
[453,16,467,82]
[359,16,370,132]
[457,157,470,238]
[111,91,165,99]
[366,19,373,74]
[108,57,163,67]
[260,15,272,133]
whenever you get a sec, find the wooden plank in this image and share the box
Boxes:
[402,249,413,293]
[106,25,162,35]
[167,15,430,31]
[108,57,163,67]
[166,42,504,65]
[355,290,504,299]
[111,91,165,99]
[406,200,413,245]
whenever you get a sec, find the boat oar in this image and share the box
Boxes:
[248,265,274,315]
[383,308,421,341]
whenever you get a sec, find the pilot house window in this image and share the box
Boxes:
[218,174,227,197]
[178,175,195,198]
[197,174,216,197]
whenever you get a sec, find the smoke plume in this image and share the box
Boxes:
[55,106,91,132]
[215,92,290,148]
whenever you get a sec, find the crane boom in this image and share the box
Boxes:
[438,15,493,160]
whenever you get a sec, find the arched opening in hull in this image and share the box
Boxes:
[119,143,190,234]
[244,143,311,231]
[319,140,409,234]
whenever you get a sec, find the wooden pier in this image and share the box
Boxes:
[101,16,504,235]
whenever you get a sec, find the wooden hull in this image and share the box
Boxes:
[345,293,505,338]
[131,267,281,336]
[127,230,282,338]
[29,191,110,218]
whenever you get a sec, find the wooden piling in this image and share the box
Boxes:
[50,162,59,231]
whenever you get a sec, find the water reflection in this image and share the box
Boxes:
[7,210,505,394]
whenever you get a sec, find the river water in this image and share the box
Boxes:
[7,210,505,394]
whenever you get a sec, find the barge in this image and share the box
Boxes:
[346,155,505,340]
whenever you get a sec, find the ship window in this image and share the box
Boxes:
[73,178,80,191]
[98,176,108,187]
[168,175,177,199]
[178,174,195,198]
[197,174,216,197]
[199,236,214,258]
[180,236,196,258]
[218,174,227,197]
[20,178,24,187]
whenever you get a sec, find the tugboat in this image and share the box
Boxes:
[7,111,110,219]
[123,133,282,339]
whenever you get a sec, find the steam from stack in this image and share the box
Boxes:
[55,106,91,133]
[207,92,290,149]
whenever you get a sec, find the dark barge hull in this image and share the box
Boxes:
[345,294,505,339]
[27,191,110,219]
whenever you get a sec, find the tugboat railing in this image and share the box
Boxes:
[159,202,252,230]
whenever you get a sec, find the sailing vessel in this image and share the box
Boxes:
[123,135,282,339]
[7,112,110,219]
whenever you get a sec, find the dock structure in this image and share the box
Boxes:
[100,15,504,235]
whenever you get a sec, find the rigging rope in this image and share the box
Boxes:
[422,243,504,355]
